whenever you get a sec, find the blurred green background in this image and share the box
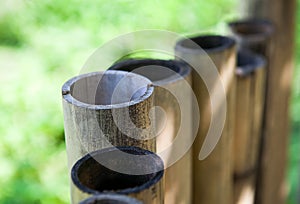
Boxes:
[0,0,299,203]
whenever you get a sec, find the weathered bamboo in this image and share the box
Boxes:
[79,194,142,204]
[62,70,155,171]
[71,146,164,204]
[233,50,266,204]
[230,8,296,203]
[175,35,236,204]
[109,59,193,204]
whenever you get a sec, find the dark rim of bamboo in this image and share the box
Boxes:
[79,194,142,204]
[228,19,274,41]
[109,59,191,85]
[62,71,154,109]
[236,50,266,76]
[175,35,235,54]
[71,146,164,195]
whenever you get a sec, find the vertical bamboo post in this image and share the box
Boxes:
[233,50,266,204]
[80,194,142,204]
[230,3,296,201]
[175,35,236,204]
[109,59,193,204]
[71,146,164,204]
[62,70,155,171]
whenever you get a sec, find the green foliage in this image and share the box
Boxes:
[0,15,25,47]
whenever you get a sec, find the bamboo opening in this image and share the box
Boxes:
[175,35,235,53]
[71,146,164,195]
[62,71,153,106]
[109,59,190,84]
[236,51,266,76]
[80,194,142,204]
[228,19,273,39]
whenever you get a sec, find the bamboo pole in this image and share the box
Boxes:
[229,6,296,202]
[79,194,142,204]
[233,50,266,204]
[175,35,236,204]
[71,146,164,204]
[109,59,193,204]
[62,70,155,170]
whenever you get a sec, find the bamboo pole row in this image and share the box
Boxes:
[61,15,294,203]
[229,8,296,203]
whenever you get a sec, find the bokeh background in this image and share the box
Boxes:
[0,0,299,203]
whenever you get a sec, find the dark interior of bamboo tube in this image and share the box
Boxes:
[72,147,164,194]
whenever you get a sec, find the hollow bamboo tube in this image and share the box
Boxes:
[79,194,142,204]
[71,146,164,204]
[175,35,236,204]
[233,51,266,204]
[228,19,273,56]
[62,70,155,171]
[109,59,193,204]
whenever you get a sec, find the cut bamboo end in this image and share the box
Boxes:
[109,59,193,204]
[109,59,191,86]
[175,35,235,54]
[233,50,266,204]
[62,71,155,171]
[79,194,142,204]
[228,19,274,56]
[236,50,266,76]
[175,35,236,204]
[62,70,153,108]
[71,146,164,204]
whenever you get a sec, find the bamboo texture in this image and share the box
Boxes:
[62,70,155,171]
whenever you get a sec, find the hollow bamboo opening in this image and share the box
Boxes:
[175,35,235,53]
[109,59,190,85]
[62,71,153,107]
[71,146,164,195]
[236,50,266,76]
